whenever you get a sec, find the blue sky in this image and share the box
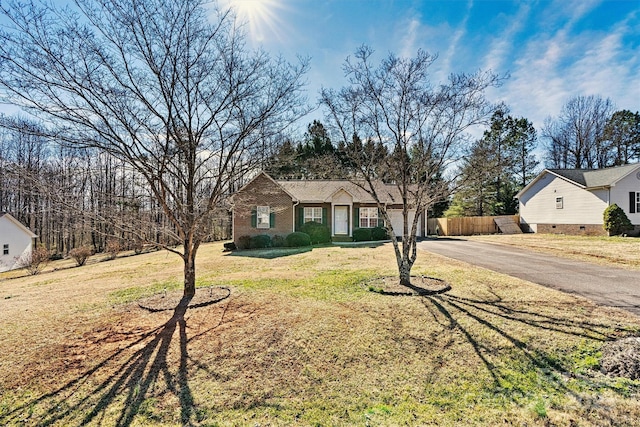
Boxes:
[225,0,640,135]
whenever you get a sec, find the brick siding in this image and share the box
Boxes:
[536,224,607,236]
[233,174,293,242]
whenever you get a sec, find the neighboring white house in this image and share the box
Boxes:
[0,213,38,272]
[516,163,640,235]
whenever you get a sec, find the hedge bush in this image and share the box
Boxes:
[271,234,287,248]
[249,234,272,249]
[300,221,331,244]
[236,235,251,250]
[286,232,311,247]
[371,226,388,240]
[352,228,372,242]
[603,204,633,235]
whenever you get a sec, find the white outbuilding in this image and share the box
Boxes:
[0,213,38,272]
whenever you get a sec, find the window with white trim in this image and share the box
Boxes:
[359,207,379,228]
[636,192,640,213]
[555,197,563,209]
[256,206,270,229]
[304,207,323,224]
[2,244,8,255]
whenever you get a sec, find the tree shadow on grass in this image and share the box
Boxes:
[1,293,235,427]
[420,291,638,422]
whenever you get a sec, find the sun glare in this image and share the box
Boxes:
[225,0,287,43]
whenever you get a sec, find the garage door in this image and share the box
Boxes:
[388,209,422,237]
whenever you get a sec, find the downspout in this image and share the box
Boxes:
[292,200,299,232]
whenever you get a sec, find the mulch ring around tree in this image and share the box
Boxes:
[364,275,451,296]
[138,286,231,312]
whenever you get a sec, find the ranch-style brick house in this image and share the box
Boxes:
[0,212,38,272]
[232,172,426,243]
[516,163,640,235]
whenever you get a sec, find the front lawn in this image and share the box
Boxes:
[0,242,639,426]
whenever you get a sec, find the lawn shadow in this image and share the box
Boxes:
[420,290,636,422]
[1,293,235,426]
[226,246,312,259]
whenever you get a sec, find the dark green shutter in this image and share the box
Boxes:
[322,207,328,225]
[297,206,304,230]
[270,211,276,228]
[631,192,636,214]
[251,208,257,227]
[353,207,359,229]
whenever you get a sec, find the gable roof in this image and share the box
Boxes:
[0,212,38,238]
[516,163,640,199]
[276,179,403,204]
[548,163,640,188]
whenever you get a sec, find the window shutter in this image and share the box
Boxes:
[322,207,328,225]
[270,211,276,228]
[297,206,304,230]
[631,192,636,214]
[353,207,359,229]
[377,208,385,227]
[251,208,257,227]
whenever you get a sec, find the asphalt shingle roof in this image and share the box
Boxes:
[276,180,403,204]
[549,163,640,188]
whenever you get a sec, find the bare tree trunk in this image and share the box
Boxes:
[183,249,196,298]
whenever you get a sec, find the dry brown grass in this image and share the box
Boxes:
[468,233,640,270]
[1,242,639,426]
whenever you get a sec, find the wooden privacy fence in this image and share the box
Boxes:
[427,215,520,236]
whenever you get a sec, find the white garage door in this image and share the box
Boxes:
[388,210,422,237]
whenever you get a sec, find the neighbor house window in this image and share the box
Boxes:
[635,192,640,213]
[256,206,270,229]
[555,197,563,209]
[304,207,323,224]
[359,207,379,228]
[2,244,8,255]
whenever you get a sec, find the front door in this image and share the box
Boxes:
[334,206,349,235]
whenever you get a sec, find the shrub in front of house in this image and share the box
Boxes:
[352,228,372,242]
[603,204,633,235]
[271,235,287,248]
[300,221,331,244]
[371,226,388,240]
[286,232,311,247]
[236,235,251,250]
[249,234,272,249]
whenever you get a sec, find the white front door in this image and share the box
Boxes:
[334,206,349,235]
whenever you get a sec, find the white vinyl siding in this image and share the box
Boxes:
[610,172,640,224]
[518,174,608,225]
[304,207,323,223]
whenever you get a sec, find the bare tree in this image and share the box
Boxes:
[0,0,309,296]
[321,46,500,287]
[543,95,614,169]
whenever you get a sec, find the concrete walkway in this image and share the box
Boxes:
[418,238,640,316]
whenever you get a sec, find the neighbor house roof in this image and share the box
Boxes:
[516,163,640,198]
[548,163,640,188]
[276,179,403,204]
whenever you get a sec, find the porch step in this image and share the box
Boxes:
[332,236,353,243]
[494,216,523,234]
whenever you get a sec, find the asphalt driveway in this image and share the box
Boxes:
[418,238,640,316]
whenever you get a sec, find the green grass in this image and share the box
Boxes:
[1,241,640,426]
